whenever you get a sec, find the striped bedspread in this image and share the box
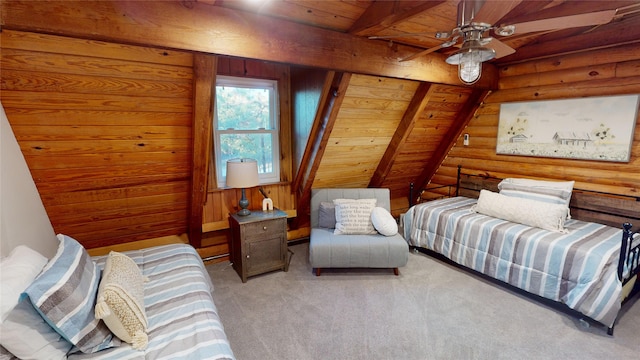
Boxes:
[404,197,624,328]
[69,244,235,360]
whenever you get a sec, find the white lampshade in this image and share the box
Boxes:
[226,158,259,188]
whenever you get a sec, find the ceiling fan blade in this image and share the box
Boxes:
[473,0,521,25]
[399,44,446,62]
[485,38,515,59]
[507,9,616,34]
[369,31,451,40]
[399,36,460,62]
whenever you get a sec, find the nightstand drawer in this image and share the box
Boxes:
[242,218,285,240]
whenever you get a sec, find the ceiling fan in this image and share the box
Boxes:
[370,0,636,84]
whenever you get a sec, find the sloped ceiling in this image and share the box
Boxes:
[211,0,640,66]
[313,74,420,189]
[293,69,485,220]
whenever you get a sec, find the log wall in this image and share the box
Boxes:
[428,44,640,201]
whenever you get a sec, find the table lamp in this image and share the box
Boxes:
[226,158,259,216]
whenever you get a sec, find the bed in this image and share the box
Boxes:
[0,237,236,360]
[1,104,234,359]
[402,166,640,335]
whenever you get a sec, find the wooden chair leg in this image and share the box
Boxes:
[393,267,399,276]
[315,268,321,276]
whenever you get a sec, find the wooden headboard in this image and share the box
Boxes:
[454,166,640,228]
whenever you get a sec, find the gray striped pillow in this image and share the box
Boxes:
[497,178,573,207]
[22,234,118,354]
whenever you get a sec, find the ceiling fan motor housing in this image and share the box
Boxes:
[458,0,489,28]
[456,0,493,45]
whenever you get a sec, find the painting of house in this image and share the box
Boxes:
[497,95,638,162]
[552,131,594,147]
[509,134,528,143]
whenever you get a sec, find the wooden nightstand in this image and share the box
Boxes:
[228,209,288,282]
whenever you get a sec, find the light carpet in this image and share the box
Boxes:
[207,242,640,360]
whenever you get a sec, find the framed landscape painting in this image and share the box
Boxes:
[496,94,639,162]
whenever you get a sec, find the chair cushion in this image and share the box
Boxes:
[309,228,408,269]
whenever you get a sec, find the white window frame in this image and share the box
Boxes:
[214,75,280,187]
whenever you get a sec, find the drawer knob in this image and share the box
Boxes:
[263,226,267,230]
[246,255,250,259]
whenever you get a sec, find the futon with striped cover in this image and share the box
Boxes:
[69,244,235,360]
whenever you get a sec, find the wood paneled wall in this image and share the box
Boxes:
[1,30,194,249]
[1,31,299,254]
[427,44,640,200]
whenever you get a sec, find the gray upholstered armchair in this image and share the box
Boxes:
[309,188,409,276]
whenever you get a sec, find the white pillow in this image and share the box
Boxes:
[0,245,71,359]
[0,300,71,360]
[473,190,568,232]
[370,207,398,236]
[95,251,148,350]
[333,199,377,235]
[0,245,48,321]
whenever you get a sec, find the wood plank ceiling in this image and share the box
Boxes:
[2,0,640,246]
[252,0,640,210]
[210,0,640,66]
[4,1,640,189]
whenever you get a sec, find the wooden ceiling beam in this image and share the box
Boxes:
[349,0,446,36]
[369,82,435,188]
[190,53,216,248]
[413,89,491,192]
[292,71,335,195]
[0,0,496,88]
[498,14,640,64]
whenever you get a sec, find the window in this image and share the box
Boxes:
[214,76,280,187]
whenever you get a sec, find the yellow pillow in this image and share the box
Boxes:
[95,251,148,350]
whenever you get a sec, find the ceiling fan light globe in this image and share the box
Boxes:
[446,44,495,85]
[458,61,482,84]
